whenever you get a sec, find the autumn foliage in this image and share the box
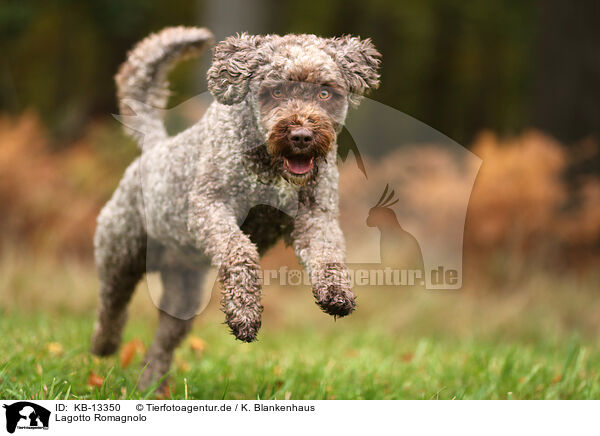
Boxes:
[1,113,598,275]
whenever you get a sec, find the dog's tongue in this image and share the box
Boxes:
[284,156,313,175]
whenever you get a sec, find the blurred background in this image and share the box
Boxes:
[1,0,600,344]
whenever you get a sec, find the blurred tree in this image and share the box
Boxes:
[1,0,597,149]
[0,0,201,143]
[533,0,600,144]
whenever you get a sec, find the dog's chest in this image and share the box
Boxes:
[235,169,302,220]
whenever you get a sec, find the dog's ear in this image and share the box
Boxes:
[330,36,381,105]
[207,33,263,105]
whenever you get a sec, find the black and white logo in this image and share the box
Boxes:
[3,402,50,433]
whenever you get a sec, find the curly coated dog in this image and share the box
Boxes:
[90,26,380,389]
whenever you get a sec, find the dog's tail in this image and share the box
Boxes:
[115,26,214,149]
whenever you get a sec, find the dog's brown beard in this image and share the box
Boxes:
[266,114,335,185]
[267,114,334,156]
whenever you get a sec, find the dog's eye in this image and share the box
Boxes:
[271,88,283,98]
[318,89,331,100]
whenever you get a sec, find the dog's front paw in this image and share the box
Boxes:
[312,263,356,317]
[220,262,263,342]
[225,307,262,342]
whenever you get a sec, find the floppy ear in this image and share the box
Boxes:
[330,36,381,105]
[207,33,263,105]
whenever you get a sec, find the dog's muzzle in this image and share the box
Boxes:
[267,114,335,184]
[282,127,315,175]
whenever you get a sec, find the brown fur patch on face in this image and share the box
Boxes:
[288,66,324,84]
[259,81,348,131]
[266,110,334,159]
[257,79,343,185]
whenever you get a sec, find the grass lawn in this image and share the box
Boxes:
[1,252,599,400]
[1,310,599,400]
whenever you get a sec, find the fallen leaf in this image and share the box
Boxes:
[176,358,191,373]
[401,352,414,363]
[120,339,144,368]
[87,372,104,388]
[552,374,563,384]
[46,342,63,355]
[189,336,207,354]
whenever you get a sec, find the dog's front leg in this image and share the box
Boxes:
[189,203,262,342]
[291,207,356,317]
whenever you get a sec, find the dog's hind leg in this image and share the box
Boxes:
[139,262,208,391]
[90,172,148,356]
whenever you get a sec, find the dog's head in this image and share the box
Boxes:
[207,33,381,185]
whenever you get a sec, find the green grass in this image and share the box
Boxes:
[1,310,599,400]
[1,251,599,399]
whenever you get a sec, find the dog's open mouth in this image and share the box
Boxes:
[283,155,314,175]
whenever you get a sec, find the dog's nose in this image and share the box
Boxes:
[288,127,313,148]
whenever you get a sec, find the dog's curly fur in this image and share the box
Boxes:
[90,26,380,389]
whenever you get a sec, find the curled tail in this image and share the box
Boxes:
[115,26,214,149]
